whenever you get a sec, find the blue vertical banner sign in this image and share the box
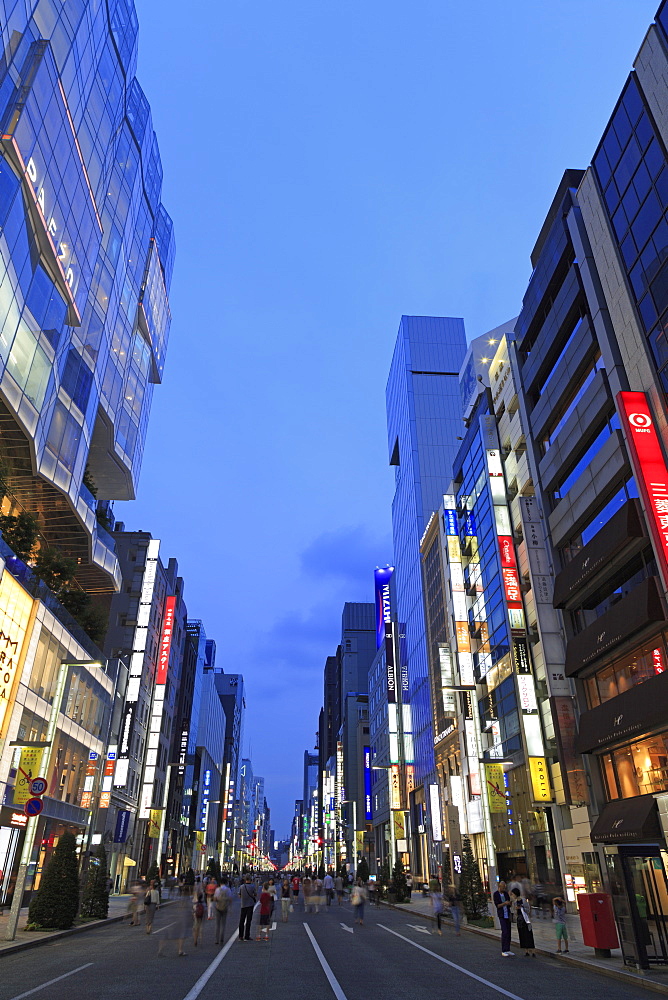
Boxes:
[114,809,130,843]
[364,746,373,821]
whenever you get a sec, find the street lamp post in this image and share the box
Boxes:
[5,660,102,941]
[340,799,357,874]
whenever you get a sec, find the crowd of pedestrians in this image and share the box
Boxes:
[124,865,570,961]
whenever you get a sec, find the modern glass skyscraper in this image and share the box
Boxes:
[385,315,466,873]
[0,0,173,591]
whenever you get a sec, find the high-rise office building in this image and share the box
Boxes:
[0,0,173,593]
[386,315,467,876]
[481,1,668,967]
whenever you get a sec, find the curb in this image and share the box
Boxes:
[0,899,175,959]
[378,900,668,997]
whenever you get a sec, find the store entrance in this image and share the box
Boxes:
[624,850,668,965]
[609,847,668,967]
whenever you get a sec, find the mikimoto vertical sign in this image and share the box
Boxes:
[374,567,394,650]
[618,391,668,590]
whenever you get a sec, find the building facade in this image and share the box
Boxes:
[386,315,467,878]
[0,0,173,595]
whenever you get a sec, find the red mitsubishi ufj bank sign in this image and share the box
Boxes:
[618,391,668,590]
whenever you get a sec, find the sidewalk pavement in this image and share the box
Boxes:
[382,892,668,996]
[0,893,171,957]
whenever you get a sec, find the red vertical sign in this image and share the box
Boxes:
[618,391,668,590]
[157,595,176,685]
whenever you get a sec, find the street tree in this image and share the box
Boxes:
[28,831,80,929]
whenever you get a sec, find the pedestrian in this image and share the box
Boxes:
[511,888,536,957]
[267,878,277,917]
[324,871,334,906]
[205,877,217,920]
[158,893,191,957]
[368,879,379,907]
[291,874,300,910]
[144,879,160,934]
[238,876,257,941]
[507,871,522,898]
[428,873,440,894]
[303,876,312,913]
[213,878,232,946]
[334,873,344,905]
[127,880,143,925]
[493,880,514,957]
[351,878,367,925]
[257,882,272,941]
[446,885,462,936]
[193,891,205,946]
[313,876,323,913]
[431,884,444,935]
[281,878,291,921]
[531,881,546,918]
[553,896,569,954]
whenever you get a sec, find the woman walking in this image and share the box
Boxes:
[351,878,367,926]
[193,891,205,947]
[431,885,444,935]
[281,878,291,922]
[158,893,191,957]
[511,888,536,957]
[303,876,313,913]
[447,885,462,936]
[144,880,160,934]
[257,882,272,941]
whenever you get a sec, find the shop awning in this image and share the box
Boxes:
[590,794,662,844]
[564,576,667,677]
[553,499,647,611]
[576,669,668,754]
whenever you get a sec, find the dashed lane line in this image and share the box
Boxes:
[378,924,525,1000]
[303,923,348,1000]
[180,930,236,1000]
[7,963,93,1000]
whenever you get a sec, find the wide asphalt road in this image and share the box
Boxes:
[0,894,659,1000]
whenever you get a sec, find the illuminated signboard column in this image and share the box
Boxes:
[483,418,545,766]
[115,539,160,795]
[139,593,176,820]
[618,391,668,591]
[374,566,394,650]
[442,495,480,806]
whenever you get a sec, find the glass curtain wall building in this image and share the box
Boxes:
[0,0,173,592]
[386,315,467,878]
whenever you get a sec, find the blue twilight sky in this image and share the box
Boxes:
[119,0,657,835]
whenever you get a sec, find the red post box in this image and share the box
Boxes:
[578,892,619,956]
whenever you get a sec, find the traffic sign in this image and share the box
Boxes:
[29,777,47,796]
[24,797,43,817]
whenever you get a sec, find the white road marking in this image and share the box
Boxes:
[271,921,277,931]
[304,923,349,1000]
[180,930,236,1000]
[153,921,176,934]
[407,923,431,935]
[340,922,354,933]
[378,924,525,1000]
[8,963,93,1000]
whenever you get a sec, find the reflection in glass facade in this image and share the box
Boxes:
[593,74,668,387]
[0,0,174,589]
[385,316,466,791]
